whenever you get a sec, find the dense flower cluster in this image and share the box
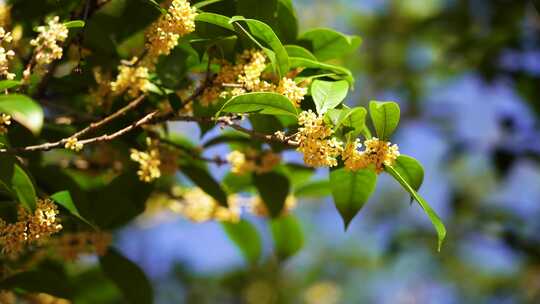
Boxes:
[130,138,161,182]
[88,67,113,110]
[226,149,281,175]
[201,49,307,106]
[249,195,297,217]
[51,231,112,261]
[342,137,400,173]
[145,0,197,61]
[0,113,10,134]
[170,188,240,223]
[0,290,70,304]
[0,27,15,80]
[0,199,62,258]
[29,16,68,68]
[296,110,343,167]
[64,137,83,152]
[110,58,150,98]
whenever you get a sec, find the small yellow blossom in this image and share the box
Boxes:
[249,195,297,217]
[88,67,113,111]
[304,281,342,304]
[342,137,400,173]
[276,77,307,107]
[110,59,150,98]
[64,137,83,152]
[296,110,343,167]
[130,138,161,182]
[0,27,15,80]
[145,0,197,61]
[227,149,281,175]
[237,50,267,90]
[0,113,11,134]
[175,188,240,223]
[29,16,68,67]
[227,150,255,175]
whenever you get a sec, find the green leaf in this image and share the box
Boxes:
[218,92,298,117]
[330,168,377,229]
[195,12,234,31]
[222,219,262,264]
[253,172,290,217]
[100,248,153,304]
[0,80,21,90]
[271,214,303,260]
[392,155,424,191]
[289,57,354,85]
[385,165,446,251]
[311,80,349,114]
[181,165,228,207]
[0,155,37,211]
[63,20,85,28]
[194,0,225,9]
[0,94,44,135]
[294,180,330,198]
[230,16,289,77]
[236,0,277,27]
[275,0,299,43]
[0,269,72,299]
[369,100,400,140]
[50,190,97,229]
[284,45,317,60]
[325,107,367,139]
[299,28,362,61]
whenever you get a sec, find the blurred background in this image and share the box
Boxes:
[107,0,540,303]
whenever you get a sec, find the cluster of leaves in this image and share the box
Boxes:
[0,0,444,302]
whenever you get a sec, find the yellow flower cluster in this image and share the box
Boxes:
[342,137,400,173]
[201,49,307,106]
[0,27,15,80]
[29,16,68,67]
[296,110,343,167]
[249,195,297,217]
[0,113,11,134]
[0,291,71,304]
[226,149,281,175]
[276,77,307,107]
[130,138,161,182]
[110,58,150,98]
[171,188,240,223]
[0,199,62,258]
[88,67,113,110]
[145,0,197,61]
[64,137,83,152]
[51,231,112,261]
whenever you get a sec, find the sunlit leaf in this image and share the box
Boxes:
[0,94,44,135]
[369,100,400,140]
[218,92,298,117]
[311,79,349,114]
[222,219,262,264]
[299,28,362,61]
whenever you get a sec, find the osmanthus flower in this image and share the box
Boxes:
[130,137,161,183]
[28,16,68,69]
[342,137,400,173]
[0,113,11,134]
[145,0,197,62]
[226,148,281,175]
[64,137,83,152]
[170,188,240,223]
[0,27,15,80]
[249,195,297,217]
[110,57,150,98]
[0,199,62,258]
[296,110,343,167]
[276,77,308,107]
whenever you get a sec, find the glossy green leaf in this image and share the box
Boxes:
[222,219,262,264]
[369,100,400,140]
[0,94,44,135]
[230,16,289,77]
[289,57,354,85]
[271,214,304,260]
[181,165,228,207]
[194,0,225,9]
[325,107,367,138]
[392,155,424,191]
[195,12,234,31]
[236,0,277,27]
[275,0,299,43]
[51,190,96,229]
[299,28,362,61]
[63,20,85,28]
[253,172,290,217]
[311,79,349,114]
[218,92,298,117]
[0,155,37,211]
[0,80,21,90]
[285,45,317,60]
[330,168,377,229]
[385,165,446,251]
[100,249,153,304]
[294,180,330,197]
